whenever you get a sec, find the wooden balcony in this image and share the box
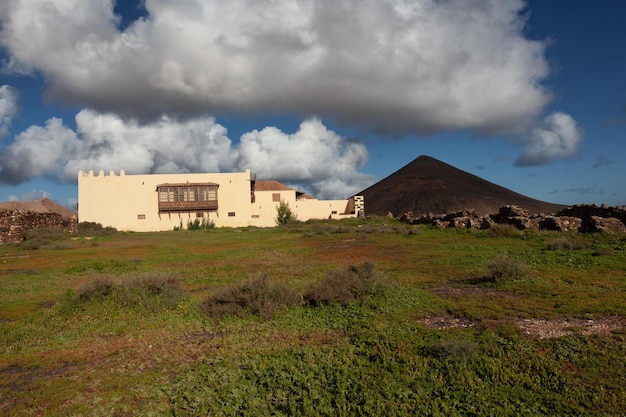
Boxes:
[158,200,218,213]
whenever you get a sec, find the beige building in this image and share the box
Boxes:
[78,169,364,231]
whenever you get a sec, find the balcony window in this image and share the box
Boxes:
[156,183,219,213]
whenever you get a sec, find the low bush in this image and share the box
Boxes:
[545,235,590,250]
[486,257,528,282]
[74,272,184,310]
[77,221,117,235]
[187,218,215,230]
[21,238,44,250]
[485,223,523,238]
[77,275,115,301]
[303,262,390,307]
[200,273,299,320]
[122,272,185,310]
[425,336,480,362]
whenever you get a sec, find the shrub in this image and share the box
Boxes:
[275,200,297,225]
[545,235,590,251]
[187,218,215,230]
[122,272,185,310]
[74,272,184,310]
[200,273,299,321]
[77,221,117,235]
[425,336,480,362]
[486,257,528,282]
[485,223,523,238]
[21,238,43,250]
[303,262,390,307]
[77,275,115,301]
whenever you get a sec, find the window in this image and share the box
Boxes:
[156,183,219,213]
[272,193,281,202]
[228,212,236,217]
[137,214,146,219]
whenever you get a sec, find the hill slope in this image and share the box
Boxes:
[0,198,76,221]
[357,155,565,217]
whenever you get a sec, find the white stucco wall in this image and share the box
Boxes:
[78,169,364,230]
[78,170,254,231]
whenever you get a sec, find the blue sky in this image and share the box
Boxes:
[0,0,624,210]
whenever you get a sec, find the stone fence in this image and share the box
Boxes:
[400,204,626,234]
[0,210,78,243]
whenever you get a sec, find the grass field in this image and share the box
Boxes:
[1,218,625,416]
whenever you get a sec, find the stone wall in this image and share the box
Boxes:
[0,210,78,243]
[400,204,626,234]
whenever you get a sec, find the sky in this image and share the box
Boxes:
[0,0,624,210]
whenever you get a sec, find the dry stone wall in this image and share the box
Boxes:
[400,204,626,234]
[0,210,77,243]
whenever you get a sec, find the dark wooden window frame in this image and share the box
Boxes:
[156,182,219,213]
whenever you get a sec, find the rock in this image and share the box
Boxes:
[579,216,626,234]
[397,203,626,234]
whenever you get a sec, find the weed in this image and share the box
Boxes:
[199,273,299,320]
[303,262,391,307]
[486,257,528,282]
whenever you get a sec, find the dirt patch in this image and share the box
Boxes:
[516,316,626,339]
[417,315,626,339]
[417,316,475,329]
[429,285,517,299]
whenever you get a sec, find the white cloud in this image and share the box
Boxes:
[0,85,18,139]
[515,112,583,166]
[237,118,373,198]
[0,0,550,136]
[0,110,369,198]
[9,189,51,202]
[64,110,237,179]
[0,117,80,183]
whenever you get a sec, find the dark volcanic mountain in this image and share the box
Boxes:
[357,155,565,217]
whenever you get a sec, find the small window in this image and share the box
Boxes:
[251,214,260,218]
[137,214,146,220]
[331,211,337,215]
[228,212,236,217]
[196,212,204,218]
[272,193,281,202]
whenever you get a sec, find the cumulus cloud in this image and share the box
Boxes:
[0,0,550,136]
[64,110,237,178]
[237,118,373,198]
[0,110,369,198]
[0,85,18,138]
[514,112,583,166]
[0,117,80,184]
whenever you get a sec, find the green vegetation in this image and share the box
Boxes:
[275,200,297,225]
[1,220,625,415]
